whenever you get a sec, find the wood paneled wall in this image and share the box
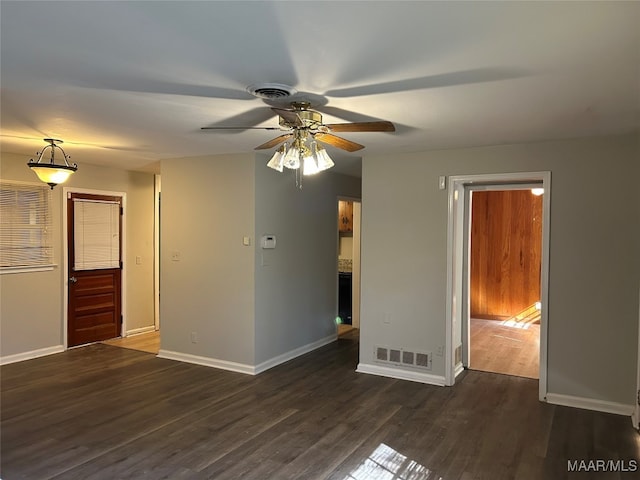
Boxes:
[470,190,542,320]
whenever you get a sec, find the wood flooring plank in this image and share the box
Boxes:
[2,334,638,480]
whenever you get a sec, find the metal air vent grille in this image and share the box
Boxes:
[246,83,297,99]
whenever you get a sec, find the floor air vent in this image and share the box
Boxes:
[415,352,430,368]
[389,349,401,363]
[376,346,388,362]
[375,346,432,370]
[402,351,414,365]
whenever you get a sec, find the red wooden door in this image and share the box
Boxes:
[67,193,122,347]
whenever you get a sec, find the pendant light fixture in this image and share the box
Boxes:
[266,130,335,189]
[27,138,78,189]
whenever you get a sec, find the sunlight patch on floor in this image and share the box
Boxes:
[344,443,441,480]
[499,319,532,330]
[498,302,541,330]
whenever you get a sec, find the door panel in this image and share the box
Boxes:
[67,193,122,347]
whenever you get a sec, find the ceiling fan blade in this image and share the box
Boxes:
[324,67,528,98]
[0,134,147,152]
[271,107,304,127]
[325,121,395,133]
[315,133,364,152]
[202,126,280,130]
[254,134,293,150]
[68,74,256,100]
[201,107,276,131]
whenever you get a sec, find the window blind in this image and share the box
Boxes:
[73,199,120,270]
[0,181,53,269]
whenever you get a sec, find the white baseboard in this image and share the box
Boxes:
[126,325,156,337]
[157,350,255,375]
[254,334,337,375]
[356,362,446,386]
[0,345,65,365]
[455,363,465,378]
[546,392,634,416]
[158,334,337,376]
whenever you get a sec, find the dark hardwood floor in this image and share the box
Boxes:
[2,332,638,479]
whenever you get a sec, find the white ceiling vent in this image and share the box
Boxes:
[246,83,297,100]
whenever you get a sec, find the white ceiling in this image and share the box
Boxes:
[1,1,639,177]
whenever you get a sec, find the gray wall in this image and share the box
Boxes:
[159,154,256,365]
[360,133,640,405]
[160,153,361,368]
[0,152,155,358]
[254,160,361,365]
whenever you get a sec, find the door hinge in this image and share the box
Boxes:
[120,261,123,269]
[120,315,123,324]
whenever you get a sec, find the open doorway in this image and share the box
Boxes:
[337,198,361,338]
[446,172,551,399]
[467,188,543,379]
[104,175,161,355]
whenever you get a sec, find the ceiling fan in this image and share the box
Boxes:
[201,100,395,152]
[201,98,394,187]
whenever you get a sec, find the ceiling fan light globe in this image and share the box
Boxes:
[315,146,335,172]
[266,146,286,172]
[303,156,321,176]
[284,146,300,169]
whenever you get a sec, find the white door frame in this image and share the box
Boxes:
[445,172,551,401]
[633,285,640,429]
[154,174,161,331]
[62,187,127,348]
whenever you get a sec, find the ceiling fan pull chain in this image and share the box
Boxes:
[296,150,304,190]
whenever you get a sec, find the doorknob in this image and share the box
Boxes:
[69,276,77,283]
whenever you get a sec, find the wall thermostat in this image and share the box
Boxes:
[261,235,276,249]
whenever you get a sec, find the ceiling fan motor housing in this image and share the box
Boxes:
[280,108,323,129]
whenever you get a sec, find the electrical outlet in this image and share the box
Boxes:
[171,251,181,262]
[190,331,198,343]
[436,345,444,356]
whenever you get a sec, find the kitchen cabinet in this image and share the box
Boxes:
[338,200,353,233]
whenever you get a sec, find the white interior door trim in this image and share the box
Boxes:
[154,175,161,331]
[633,285,640,429]
[62,187,127,348]
[445,172,551,401]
